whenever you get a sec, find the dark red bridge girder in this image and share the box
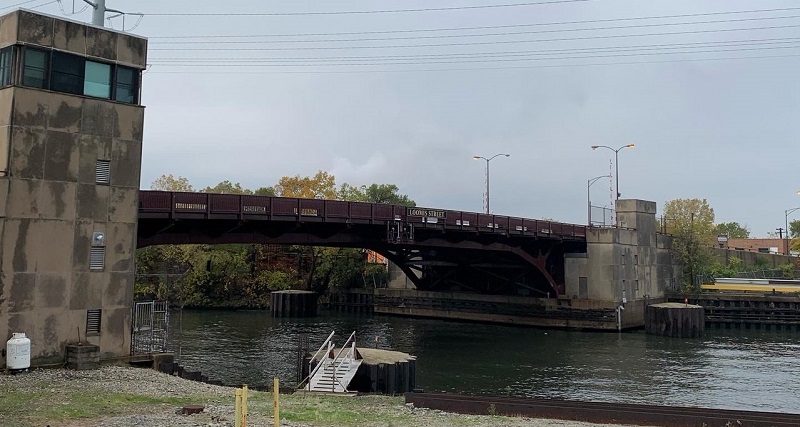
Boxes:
[137,191,588,296]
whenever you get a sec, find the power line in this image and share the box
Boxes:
[0,0,56,10]
[146,6,800,39]
[142,0,590,17]
[149,14,800,45]
[148,37,800,63]
[148,43,800,67]
[145,53,800,75]
[149,23,800,51]
[0,0,40,10]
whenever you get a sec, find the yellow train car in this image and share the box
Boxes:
[701,278,800,293]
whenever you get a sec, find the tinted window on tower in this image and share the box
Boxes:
[51,51,84,95]
[22,48,47,88]
[0,47,13,87]
[84,60,111,98]
[115,66,137,103]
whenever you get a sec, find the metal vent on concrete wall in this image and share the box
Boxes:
[95,159,110,184]
[89,246,105,270]
[86,309,102,335]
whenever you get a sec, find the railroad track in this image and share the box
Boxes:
[405,392,800,427]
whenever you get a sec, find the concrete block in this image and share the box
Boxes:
[17,11,53,47]
[36,273,67,309]
[0,12,19,47]
[10,126,46,179]
[9,273,36,313]
[12,88,48,129]
[113,104,144,141]
[108,187,137,223]
[47,94,82,133]
[86,26,117,61]
[69,271,105,310]
[0,89,13,127]
[116,33,147,67]
[105,272,133,307]
[52,18,86,55]
[616,199,656,214]
[76,183,109,221]
[34,219,74,272]
[107,222,135,272]
[111,138,141,188]
[99,307,130,357]
[38,181,77,220]
[80,99,118,137]
[7,179,41,218]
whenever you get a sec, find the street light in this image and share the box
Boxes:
[590,144,635,201]
[787,207,800,255]
[588,174,611,226]
[473,153,510,214]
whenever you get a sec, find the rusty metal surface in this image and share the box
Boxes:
[404,392,800,427]
[138,190,587,241]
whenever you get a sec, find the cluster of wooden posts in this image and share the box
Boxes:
[234,378,280,427]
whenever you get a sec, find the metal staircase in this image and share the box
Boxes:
[305,331,362,393]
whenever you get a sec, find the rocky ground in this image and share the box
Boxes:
[0,366,639,427]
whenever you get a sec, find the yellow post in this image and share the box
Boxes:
[234,388,242,427]
[273,377,280,427]
[241,385,248,427]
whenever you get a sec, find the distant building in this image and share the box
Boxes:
[725,238,798,256]
[0,9,146,366]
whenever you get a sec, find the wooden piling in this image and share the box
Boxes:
[645,302,705,337]
[270,290,317,317]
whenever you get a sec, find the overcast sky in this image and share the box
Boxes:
[11,0,800,236]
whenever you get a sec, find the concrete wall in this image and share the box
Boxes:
[0,10,145,366]
[564,200,677,325]
[710,247,797,270]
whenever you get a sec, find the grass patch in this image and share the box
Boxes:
[0,390,204,427]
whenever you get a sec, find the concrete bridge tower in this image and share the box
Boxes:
[0,9,146,365]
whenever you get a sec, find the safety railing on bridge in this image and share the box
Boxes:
[139,191,587,240]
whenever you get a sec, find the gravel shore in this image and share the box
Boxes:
[0,366,638,427]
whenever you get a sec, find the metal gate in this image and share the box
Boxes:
[131,301,169,355]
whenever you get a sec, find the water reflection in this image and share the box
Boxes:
[169,310,800,413]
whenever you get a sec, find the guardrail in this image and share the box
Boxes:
[139,191,587,240]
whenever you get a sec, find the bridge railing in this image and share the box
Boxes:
[139,191,587,240]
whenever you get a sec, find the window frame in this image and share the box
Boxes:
[0,46,14,87]
[13,44,142,105]
[21,46,48,89]
[84,60,112,99]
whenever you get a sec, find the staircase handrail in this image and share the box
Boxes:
[327,331,357,392]
[299,331,335,389]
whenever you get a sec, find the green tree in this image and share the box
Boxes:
[202,180,253,194]
[790,219,800,239]
[338,183,416,206]
[151,174,194,192]
[254,186,275,196]
[713,222,750,239]
[663,198,716,291]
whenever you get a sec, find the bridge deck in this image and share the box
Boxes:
[138,191,587,241]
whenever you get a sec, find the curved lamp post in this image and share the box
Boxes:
[588,174,611,226]
[590,144,635,201]
[473,153,510,214]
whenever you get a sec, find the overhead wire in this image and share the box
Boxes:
[145,53,800,74]
[146,6,800,39]
[148,43,800,67]
[149,13,800,45]
[148,23,800,51]
[142,0,591,17]
[149,37,800,63]
[0,0,44,10]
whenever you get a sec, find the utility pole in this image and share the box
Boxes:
[777,227,784,240]
[82,0,125,27]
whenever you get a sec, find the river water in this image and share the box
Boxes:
[168,310,800,413]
